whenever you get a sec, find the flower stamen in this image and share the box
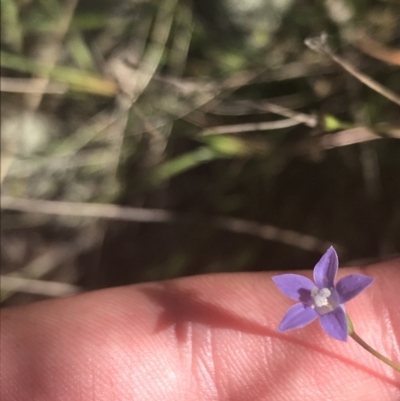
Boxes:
[311,287,331,308]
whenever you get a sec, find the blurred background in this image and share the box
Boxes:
[1,0,400,306]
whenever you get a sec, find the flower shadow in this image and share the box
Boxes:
[140,280,400,392]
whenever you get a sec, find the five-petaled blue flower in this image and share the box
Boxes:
[272,246,374,341]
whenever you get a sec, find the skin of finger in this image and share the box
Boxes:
[1,260,399,401]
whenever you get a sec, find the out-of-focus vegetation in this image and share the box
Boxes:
[1,0,400,305]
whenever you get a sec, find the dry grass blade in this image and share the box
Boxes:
[0,226,100,302]
[0,77,68,94]
[214,217,335,252]
[1,0,80,186]
[353,35,400,67]
[23,0,80,111]
[244,100,318,128]
[320,127,380,149]
[1,197,334,252]
[1,276,81,298]
[305,33,400,106]
[202,118,302,136]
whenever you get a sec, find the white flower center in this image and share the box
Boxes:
[311,287,331,308]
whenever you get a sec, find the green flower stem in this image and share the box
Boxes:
[347,314,400,372]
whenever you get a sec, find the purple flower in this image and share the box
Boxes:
[272,246,374,341]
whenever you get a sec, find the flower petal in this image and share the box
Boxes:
[313,246,338,289]
[272,274,315,303]
[336,274,374,303]
[277,303,318,332]
[319,306,348,341]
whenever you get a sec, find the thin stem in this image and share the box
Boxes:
[305,33,400,106]
[347,314,400,372]
[350,331,400,372]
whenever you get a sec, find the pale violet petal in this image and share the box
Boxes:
[336,274,374,303]
[319,306,348,341]
[272,274,315,303]
[313,246,338,289]
[277,303,318,332]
